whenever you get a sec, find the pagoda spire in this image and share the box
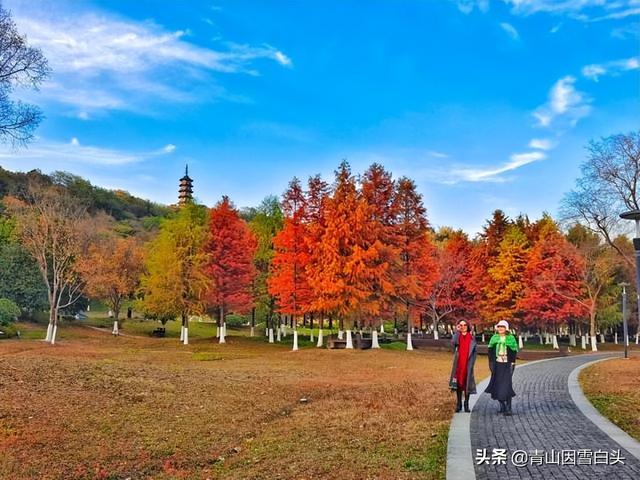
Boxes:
[178,164,194,205]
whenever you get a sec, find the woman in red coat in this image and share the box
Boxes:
[449,320,477,412]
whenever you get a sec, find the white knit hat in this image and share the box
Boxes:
[495,320,509,329]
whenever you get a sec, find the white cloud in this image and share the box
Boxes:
[455,0,490,14]
[550,22,563,33]
[8,4,292,115]
[502,0,639,21]
[582,56,640,80]
[500,22,520,39]
[529,138,555,150]
[450,151,546,182]
[427,150,450,158]
[0,137,176,166]
[532,75,591,127]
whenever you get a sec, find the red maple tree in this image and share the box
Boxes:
[204,196,257,324]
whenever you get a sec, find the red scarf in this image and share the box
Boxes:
[456,332,472,389]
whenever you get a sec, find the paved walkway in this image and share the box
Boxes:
[468,354,640,479]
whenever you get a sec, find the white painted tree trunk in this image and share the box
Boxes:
[590,335,598,352]
[614,332,618,344]
[180,325,185,342]
[276,328,282,342]
[338,330,344,340]
[219,325,226,344]
[371,329,380,349]
[433,329,439,340]
[281,324,287,337]
[406,332,413,351]
[481,333,485,343]
[310,330,314,342]
[51,324,58,345]
[600,333,605,343]
[552,335,559,350]
[518,335,523,349]
[223,322,227,337]
[112,320,119,335]
[45,323,53,342]
[250,326,254,337]
[345,330,353,349]
[216,325,220,338]
[636,332,639,344]
[292,331,299,351]
[183,327,189,345]
[268,328,274,343]
[569,334,576,347]
[317,329,324,347]
[539,334,544,344]
[581,336,587,350]
[380,324,384,334]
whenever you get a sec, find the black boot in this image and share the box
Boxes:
[455,388,463,412]
[464,392,470,412]
[498,401,505,414]
[504,397,512,416]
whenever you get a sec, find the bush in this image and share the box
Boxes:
[0,298,20,326]
[0,322,18,338]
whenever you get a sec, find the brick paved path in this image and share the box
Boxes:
[470,354,640,479]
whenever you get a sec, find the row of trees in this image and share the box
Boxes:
[0,134,637,350]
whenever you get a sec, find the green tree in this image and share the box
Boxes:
[0,298,20,325]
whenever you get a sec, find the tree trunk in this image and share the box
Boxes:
[317,328,323,347]
[371,329,380,349]
[219,306,226,344]
[268,328,274,343]
[345,330,353,349]
[292,330,299,351]
[406,332,413,351]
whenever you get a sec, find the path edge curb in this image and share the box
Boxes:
[568,356,640,462]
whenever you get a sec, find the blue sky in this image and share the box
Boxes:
[1,0,638,235]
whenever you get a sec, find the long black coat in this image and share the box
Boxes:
[449,332,477,394]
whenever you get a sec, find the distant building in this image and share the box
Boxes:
[178,165,194,205]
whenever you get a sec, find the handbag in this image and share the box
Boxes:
[450,377,458,391]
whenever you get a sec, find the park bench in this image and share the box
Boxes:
[151,327,166,337]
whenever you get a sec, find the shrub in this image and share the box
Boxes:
[0,298,20,326]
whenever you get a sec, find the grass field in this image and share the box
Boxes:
[580,354,640,443]
[0,322,490,480]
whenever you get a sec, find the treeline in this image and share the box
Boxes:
[0,132,637,351]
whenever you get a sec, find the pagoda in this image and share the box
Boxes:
[178,165,193,205]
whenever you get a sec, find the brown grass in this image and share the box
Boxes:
[580,353,640,442]
[0,326,490,479]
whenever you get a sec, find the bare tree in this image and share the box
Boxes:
[561,131,640,266]
[5,182,92,344]
[0,4,50,145]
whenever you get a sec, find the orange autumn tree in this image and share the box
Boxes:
[204,196,257,344]
[268,178,313,328]
[484,224,530,329]
[360,164,400,335]
[519,217,587,345]
[307,161,390,348]
[393,176,437,348]
[80,234,144,334]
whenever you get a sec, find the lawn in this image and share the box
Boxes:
[580,354,640,442]
[0,323,490,480]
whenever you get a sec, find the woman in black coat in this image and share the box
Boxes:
[449,320,477,412]
[485,320,519,415]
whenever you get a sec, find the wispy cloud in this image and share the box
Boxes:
[532,75,590,127]
[500,22,520,40]
[582,56,640,81]
[502,0,639,22]
[0,137,176,166]
[454,0,490,14]
[529,138,555,150]
[9,4,291,116]
[448,151,546,183]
